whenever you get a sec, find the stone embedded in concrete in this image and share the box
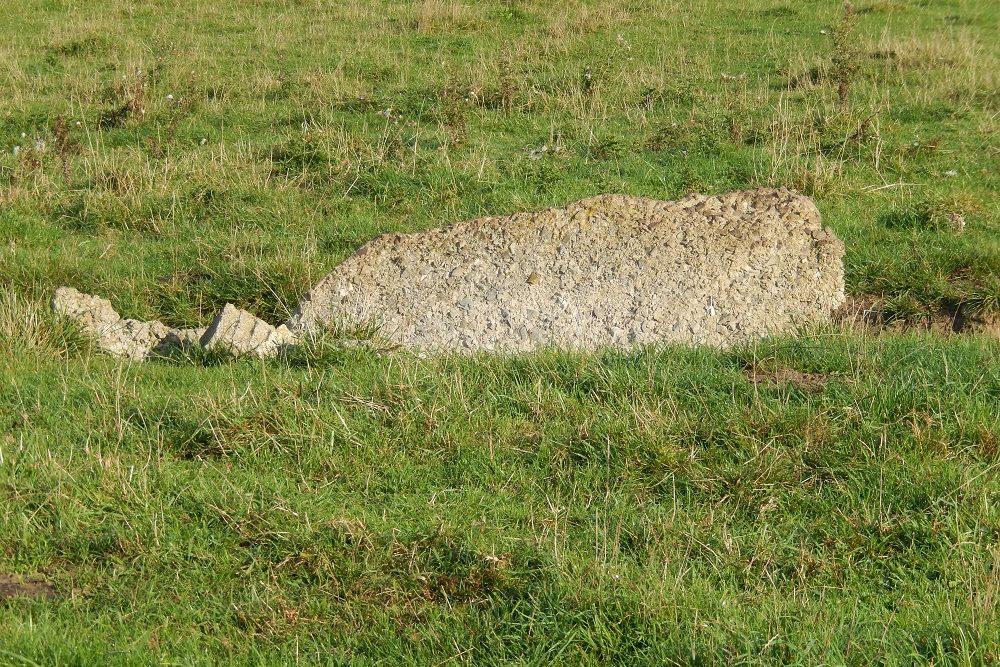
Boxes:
[199,303,293,358]
[286,188,846,351]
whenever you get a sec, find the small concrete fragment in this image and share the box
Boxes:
[200,303,294,358]
[98,319,172,360]
[52,287,120,331]
[160,327,207,348]
[151,327,208,356]
[52,286,171,360]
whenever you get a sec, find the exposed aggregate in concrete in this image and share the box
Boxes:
[288,188,845,351]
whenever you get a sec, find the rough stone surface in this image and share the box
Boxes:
[52,287,171,360]
[287,188,845,351]
[52,188,846,358]
[51,287,120,331]
[200,304,293,358]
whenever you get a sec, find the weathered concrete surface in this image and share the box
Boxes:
[200,304,293,358]
[51,287,171,360]
[53,188,846,358]
[287,188,845,351]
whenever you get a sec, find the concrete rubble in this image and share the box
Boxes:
[52,188,846,359]
[51,287,179,361]
[201,304,294,358]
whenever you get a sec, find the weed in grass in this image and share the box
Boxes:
[98,66,153,129]
[833,1,860,108]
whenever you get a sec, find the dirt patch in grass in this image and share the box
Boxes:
[744,362,830,391]
[0,574,57,602]
[836,296,1000,336]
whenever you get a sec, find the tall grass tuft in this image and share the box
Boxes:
[0,292,87,357]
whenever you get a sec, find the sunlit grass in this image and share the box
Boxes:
[1,0,999,664]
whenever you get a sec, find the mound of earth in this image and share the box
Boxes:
[53,188,845,358]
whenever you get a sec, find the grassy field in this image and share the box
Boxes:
[1,0,999,664]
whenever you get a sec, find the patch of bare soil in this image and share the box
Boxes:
[835,296,1000,336]
[0,574,57,602]
[745,362,830,391]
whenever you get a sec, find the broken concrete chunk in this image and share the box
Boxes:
[50,290,291,361]
[99,319,172,360]
[52,286,171,360]
[288,187,845,351]
[151,327,208,356]
[200,304,294,358]
[161,327,207,348]
[52,287,120,331]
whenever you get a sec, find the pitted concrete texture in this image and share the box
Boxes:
[51,287,173,360]
[201,304,293,358]
[53,188,846,358]
[51,287,120,331]
[287,188,845,351]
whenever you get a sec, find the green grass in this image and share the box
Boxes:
[3,321,1000,664]
[1,0,999,664]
